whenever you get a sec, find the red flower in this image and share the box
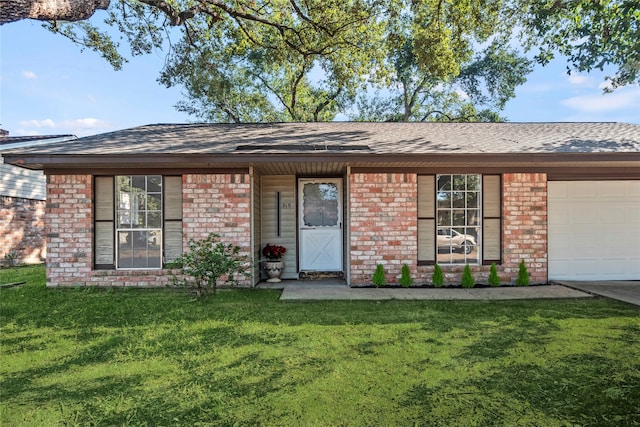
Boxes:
[263,244,287,260]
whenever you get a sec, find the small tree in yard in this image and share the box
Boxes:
[431,264,444,288]
[488,263,501,287]
[516,260,530,286]
[461,264,475,288]
[400,263,413,288]
[170,234,250,297]
[372,264,386,287]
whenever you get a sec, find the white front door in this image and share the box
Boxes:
[299,178,343,271]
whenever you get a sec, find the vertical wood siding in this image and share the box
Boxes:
[261,176,297,279]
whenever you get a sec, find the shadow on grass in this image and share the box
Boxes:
[402,352,640,426]
[2,326,331,425]
[400,317,640,426]
[2,267,640,425]
[4,283,637,330]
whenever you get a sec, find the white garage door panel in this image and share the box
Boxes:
[549,181,640,281]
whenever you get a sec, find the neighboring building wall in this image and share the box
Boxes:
[502,173,548,284]
[0,161,46,200]
[0,159,47,265]
[45,173,252,287]
[1,196,46,265]
[349,173,418,285]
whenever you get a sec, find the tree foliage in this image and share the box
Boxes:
[354,39,533,122]
[2,0,637,119]
[157,0,383,122]
[516,0,640,89]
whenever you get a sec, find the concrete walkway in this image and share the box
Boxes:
[258,280,593,301]
[555,281,640,307]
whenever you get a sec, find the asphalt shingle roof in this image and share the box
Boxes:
[5,122,640,156]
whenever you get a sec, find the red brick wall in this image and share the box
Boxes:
[502,173,548,284]
[45,173,252,287]
[183,173,252,286]
[1,196,46,265]
[349,173,418,285]
[349,172,549,286]
[45,174,94,286]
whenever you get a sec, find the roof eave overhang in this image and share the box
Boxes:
[4,152,640,174]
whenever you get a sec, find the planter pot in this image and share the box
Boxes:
[264,260,285,283]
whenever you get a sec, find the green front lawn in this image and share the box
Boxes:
[1,265,639,426]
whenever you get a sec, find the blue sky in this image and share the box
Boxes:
[1,18,639,137]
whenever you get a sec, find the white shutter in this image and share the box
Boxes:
[482,175,501,263]
[163,176,182,264]
[94,176,114,267]
[417,175,435,263]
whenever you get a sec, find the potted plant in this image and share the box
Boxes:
[262,244,287,282]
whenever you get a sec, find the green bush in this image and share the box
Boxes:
[488,263,501,287]
[399,264,413,288]
[4,251,18,267]
[169,233,250,297]
[431,264,444,287]
[516,260,530,286]
[461,264,475,288]
[372,264,386,287]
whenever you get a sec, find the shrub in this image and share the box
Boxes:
[4,251,18,267]
[461,264,475,288]
[372,264,386,287]
[169,233,250,297]
[516,260,530,286]
[488,263,501,287]
[431,264,444,287]
[399,264,413,288]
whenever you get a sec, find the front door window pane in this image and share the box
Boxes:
[303,183,339,227]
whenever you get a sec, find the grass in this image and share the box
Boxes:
[1,265,639,426]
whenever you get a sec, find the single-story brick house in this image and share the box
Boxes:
[1,132,76,266]
[3,122,639,287]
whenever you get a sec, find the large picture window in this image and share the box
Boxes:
[116,175,163,268]
[94,175,183,270]
[417,174,501,265]
[436,174,480,264]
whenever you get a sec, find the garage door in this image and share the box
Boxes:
[548,181,640,281]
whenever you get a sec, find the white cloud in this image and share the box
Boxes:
[19,119,56,128]
[598,80,615,91]
[22,70,37,79]
[561,86,640,114]
[16,117,111,136]
[62,118,107,129]
[454,88,470,100]
[567,74,590,86]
